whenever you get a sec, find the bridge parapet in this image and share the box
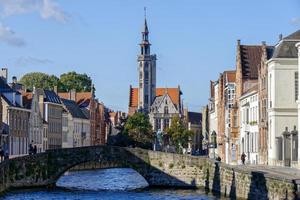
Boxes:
[0,146,299,199]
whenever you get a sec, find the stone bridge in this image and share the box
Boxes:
[0,145,300,200]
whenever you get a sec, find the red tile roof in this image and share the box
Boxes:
[21,92,33,109]
[224,70,236,82]
[129,87,181,108]
[240,45,263,79]
[58,92,92,106]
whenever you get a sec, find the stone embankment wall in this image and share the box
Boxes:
[145,151,298,200]
[0,146,299,200]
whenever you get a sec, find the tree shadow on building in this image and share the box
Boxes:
[229,170,236,200]
[212,162,221,198]
[247,171,268,200]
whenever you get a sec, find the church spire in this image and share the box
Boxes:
[143,7,149,34]
[137,8,157,113]
[140,7,150,55]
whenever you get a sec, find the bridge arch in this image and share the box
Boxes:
[46,146,153,184]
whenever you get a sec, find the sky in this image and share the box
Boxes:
[0,0,299,112]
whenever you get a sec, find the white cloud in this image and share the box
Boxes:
[0,0,68,23]
[0,23,25,46]
[290,17,300,26]
[14,56,53,66]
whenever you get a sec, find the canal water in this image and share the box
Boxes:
[1,168,224,200]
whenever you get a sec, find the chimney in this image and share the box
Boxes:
[279,34,283,41]
[53,86,58,94]
[12,76,17,84]
[70,89,76,101]
[0,68,8,83]
[237,39,241,46]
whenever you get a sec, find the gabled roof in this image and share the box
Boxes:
[240,45,263,79]
[61,98,89,119]
[188,112,202,125]
[0,78,20,94]
[44,90,61,104]
[1,94,22,108]
[151,93,178,113]
[129,87,181,109]
[58,92,93,108]
[272,30,300,59]
[284,29,300,40]
[272,41,298,58]
[224,70,236,83]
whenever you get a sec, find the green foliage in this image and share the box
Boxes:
[19,71,92,92]
[59,71,92,92]
[166,114,194,150]
[19,72,59,91]
[124,112,154,148]
[168,163,174,169]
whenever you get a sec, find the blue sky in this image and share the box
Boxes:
[0,0,299,112]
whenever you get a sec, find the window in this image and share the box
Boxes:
[145,71,149,81]
[269,73,272,108]
[295,72,298,101]
[144,95,148,104]
[163,119,170,130]
[155,119,161,131]
[164,106,168,114]
[246,108,249,124]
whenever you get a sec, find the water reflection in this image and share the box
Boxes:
[2,168,224,200]
[56,168,149,191]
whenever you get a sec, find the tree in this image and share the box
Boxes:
[166,115,194,151]
[19,72,59,91]
[124,112,153,148]
[19,71,92,92]
[59,71,92,92]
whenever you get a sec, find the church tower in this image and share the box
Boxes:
[138,14,156,113]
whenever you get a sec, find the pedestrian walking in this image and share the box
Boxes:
[241,152,246,165]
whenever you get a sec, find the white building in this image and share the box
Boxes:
[61,98,90,147]
[267,30,299,167]
[0,70,30,157]
[208,81,219,157]
[25,89,44,153]
[149,90,181,132]
[296,40,300,165]
[239,88,259,164]
[223,71,236,164]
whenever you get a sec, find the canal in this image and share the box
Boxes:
[1,168,225,200]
